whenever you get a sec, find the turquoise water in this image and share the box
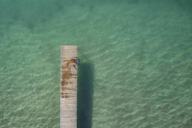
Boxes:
[0,0,192,127]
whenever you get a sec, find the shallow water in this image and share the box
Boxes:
[0,0,192,128]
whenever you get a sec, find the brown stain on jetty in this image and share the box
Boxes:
[61,57,77,98]
[62,87,75,90]
[61,92,72,98]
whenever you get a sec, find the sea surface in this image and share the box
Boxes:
[0,0,192,128]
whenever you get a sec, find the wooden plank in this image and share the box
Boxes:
[61,46,77,128]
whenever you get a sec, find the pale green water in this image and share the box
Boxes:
[0,0,192,128]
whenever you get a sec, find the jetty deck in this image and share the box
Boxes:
[60,46,77,128]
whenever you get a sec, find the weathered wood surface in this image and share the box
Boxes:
[60,46,77,128]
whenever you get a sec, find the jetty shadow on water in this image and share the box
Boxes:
[77,63,94,128]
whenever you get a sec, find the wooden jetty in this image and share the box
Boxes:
[60,46,78,128]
